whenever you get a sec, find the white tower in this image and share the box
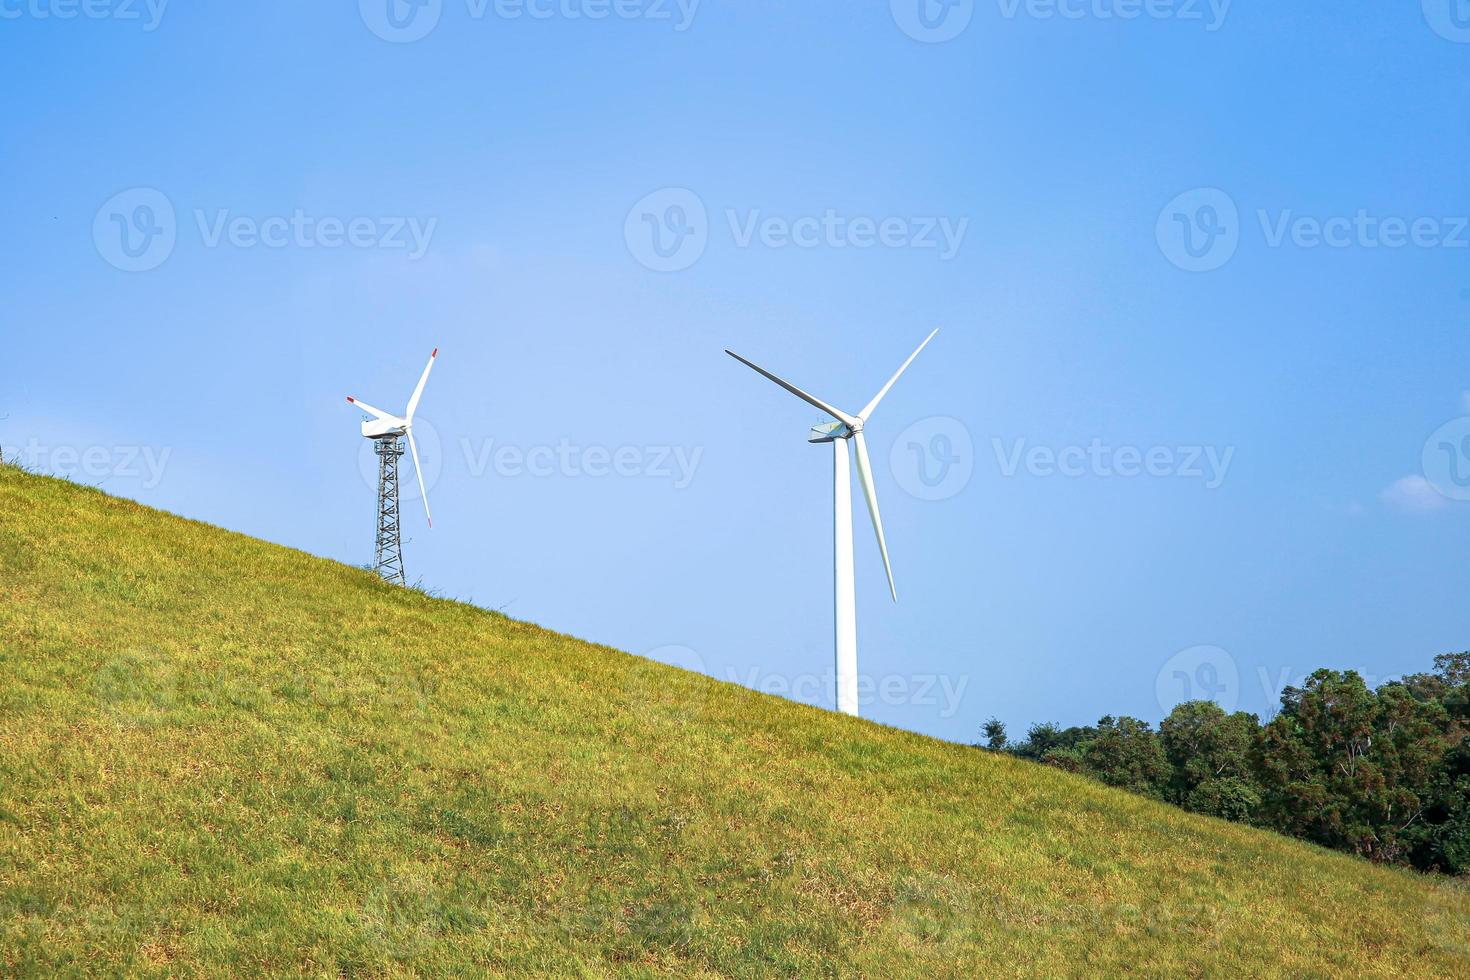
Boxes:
[726,330,937,716]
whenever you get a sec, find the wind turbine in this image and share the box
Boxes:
[726,329,938,717]
[346,348,438,585]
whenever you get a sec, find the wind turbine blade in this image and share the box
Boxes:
[405,347,438,421]
[407,429,433,528]
[859,328,939,422]
[853,431,896,602]
[725,349,856,427]
[346,396,395,422]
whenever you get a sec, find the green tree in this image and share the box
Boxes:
[1185,778,1262,823]
[1256,669,1452,864]
[993,651,1470,874]
[1010,722,1064,761]
[1256,670,1380,855]
[1407,654,1470,873]
[1040,746,1086,774]
[1159,701,1262,822]
[980,717,1008,751]
[1425,738,1470,875]
[1433,652,1470,688]
[1076,716,1169,799]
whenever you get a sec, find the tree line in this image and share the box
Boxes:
[980,653,1470,876]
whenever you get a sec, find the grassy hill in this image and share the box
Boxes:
[1,463,1467,978]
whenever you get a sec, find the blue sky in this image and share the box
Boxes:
[3,2,1469,745]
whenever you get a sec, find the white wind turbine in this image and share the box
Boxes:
[726,329,938,717]
[346,348,438,584]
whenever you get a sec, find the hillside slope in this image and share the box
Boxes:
[1,464,1467,977]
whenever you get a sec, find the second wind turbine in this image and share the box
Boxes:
[726,329,938,717]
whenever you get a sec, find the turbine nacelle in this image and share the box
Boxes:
[345,347,439,529]
[353,408,409,440]
[808,420,853,444]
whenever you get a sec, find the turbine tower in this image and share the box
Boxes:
[726,330,938,717]
[346,348,439,585]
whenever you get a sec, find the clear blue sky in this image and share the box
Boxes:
[3,2,1469,745]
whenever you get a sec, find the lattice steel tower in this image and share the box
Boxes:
[345,348,439,588]
[373,436,407,585]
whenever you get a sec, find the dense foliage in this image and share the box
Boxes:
[984,653,1470,876]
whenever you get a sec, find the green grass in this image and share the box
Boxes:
[1,463,1467,978]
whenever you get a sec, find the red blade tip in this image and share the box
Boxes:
[431,348,438,357]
